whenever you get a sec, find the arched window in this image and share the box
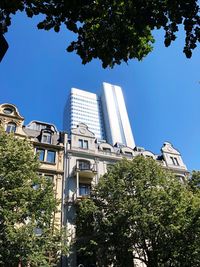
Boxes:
[6,122,16,133]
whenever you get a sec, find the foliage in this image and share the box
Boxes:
[0,1,200,67]
[76,156,200,267]
[188,170,200,192]
[0,128,67,266]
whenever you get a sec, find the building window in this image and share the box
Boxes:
[79,139,88,149]
[170,156,179,166]
[78,160,90,170]
[79,183,91,196]
[46,150,56,163]
[6,122,16,133]
[36,148,45,161]
[3,107,13,115]
[124,151,133,156]
[44,174,54,183]
[41,132,52,144]
[103,147,111,152]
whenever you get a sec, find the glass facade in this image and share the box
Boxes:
[64,88,106,140]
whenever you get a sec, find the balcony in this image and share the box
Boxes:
[74,161,97,179]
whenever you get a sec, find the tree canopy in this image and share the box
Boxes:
[0,1,200,67]
[0,129,66,266]
[76,156,200,267]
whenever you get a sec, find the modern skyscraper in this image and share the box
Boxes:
[101,82,135,148]
[64,88,105,140]
[64,83,135,148]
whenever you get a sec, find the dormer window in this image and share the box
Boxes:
[41,131,52,144]
[6,122,16,133]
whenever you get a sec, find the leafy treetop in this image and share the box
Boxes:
[76,156,200,267]
[0,0,200,67]
[0,128,67,266]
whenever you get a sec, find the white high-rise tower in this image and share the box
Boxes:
[64,83,135,148]
[101,82,135,148]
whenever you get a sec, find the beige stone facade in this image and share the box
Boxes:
[0,103,66,229]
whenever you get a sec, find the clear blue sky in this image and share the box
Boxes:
[1,13,200,171]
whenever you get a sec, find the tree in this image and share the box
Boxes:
[76,156,200,267]
[0,1,200,67]
[0,128,67,266]
[188,170,200,192]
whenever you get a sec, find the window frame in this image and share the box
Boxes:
[79,183,91,196]
[78,139,88,149]
[170,156,179,166]
[78,160,91,170]
[46,150,56,163]
[36,148,45,161]
[6,122,16,133]
[41,131,52,144]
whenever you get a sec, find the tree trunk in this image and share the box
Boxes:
[18,258,22,267]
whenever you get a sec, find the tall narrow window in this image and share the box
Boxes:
[36,148,45,161]
[46,150,55,163]
[6,122,16,133]
[78,139,88,149]
[170,156,179,166]
[78,139,83,148]
[174,158,179,166]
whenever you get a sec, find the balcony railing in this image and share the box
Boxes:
[76,161,97,172]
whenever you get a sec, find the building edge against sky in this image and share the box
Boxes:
[64,82,135,148]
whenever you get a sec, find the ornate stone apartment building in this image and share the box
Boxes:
[0,101,189,267]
